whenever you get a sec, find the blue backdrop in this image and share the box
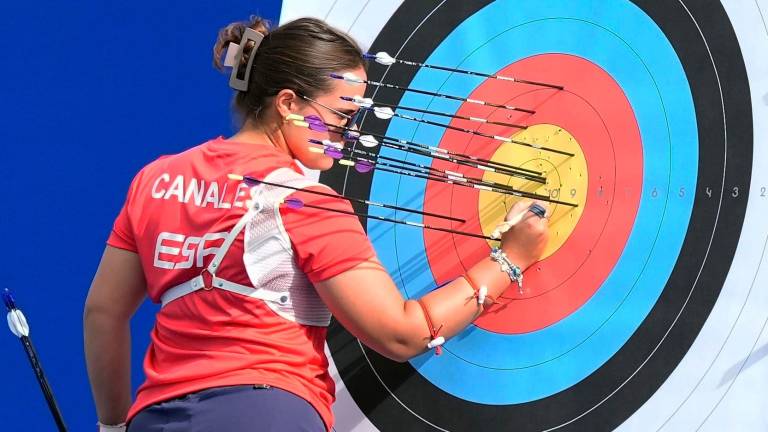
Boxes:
[0,2,282,430]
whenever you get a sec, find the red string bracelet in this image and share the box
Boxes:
[417,298,444,355]
[463,273,499,307]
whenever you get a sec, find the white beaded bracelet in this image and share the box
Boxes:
[490,247,524,294]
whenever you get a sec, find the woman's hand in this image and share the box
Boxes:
[499,200,550,270]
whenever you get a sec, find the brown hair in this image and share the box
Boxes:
[213,16,365,125]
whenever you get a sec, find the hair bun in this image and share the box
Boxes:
[213,16,271,71]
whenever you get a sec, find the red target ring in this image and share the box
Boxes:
[423,54,643,333]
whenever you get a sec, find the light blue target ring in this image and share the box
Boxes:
[366,0,697,404]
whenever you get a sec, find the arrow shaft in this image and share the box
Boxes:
[365,100,528,129]
[20,337,67,431]
[368,107,573,157]
[336,144,548,195]
[318,122,546,180]
[243,175,464,223]
[397,59,564,90]
[333,74,536,114]
[376,138,545,183]
[303,114,544,177]
[293,200,494,240]
[364,53,564,90]
[351,157,576,207]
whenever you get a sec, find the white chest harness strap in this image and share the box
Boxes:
[159,197,290,308]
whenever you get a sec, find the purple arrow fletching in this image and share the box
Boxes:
[325,147,343,159]
[308,139,344,159]
[307,121,329,132]
[354,160,374,173]
[241,176,262,186]
[343,130,360,142]
[284,198,305,209]
[304,114,324,125]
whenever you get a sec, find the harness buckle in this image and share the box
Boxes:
[200,268,214,291]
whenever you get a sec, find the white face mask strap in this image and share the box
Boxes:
[225,27,265,91]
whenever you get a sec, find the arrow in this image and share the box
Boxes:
[331,72,536,114]
[364,51,564,90]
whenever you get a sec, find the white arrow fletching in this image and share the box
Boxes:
[372,106,394,120]
[342,72,364,84]
[6,309,29,338]
[359,135,379,148]
[374,51,396,66]
[351,95,373,108]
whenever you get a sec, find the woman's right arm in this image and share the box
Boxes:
[84,246,146,425]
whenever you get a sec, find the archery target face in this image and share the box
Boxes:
[279,0,768,429]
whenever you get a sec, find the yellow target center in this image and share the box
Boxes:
[479,124,588,259]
